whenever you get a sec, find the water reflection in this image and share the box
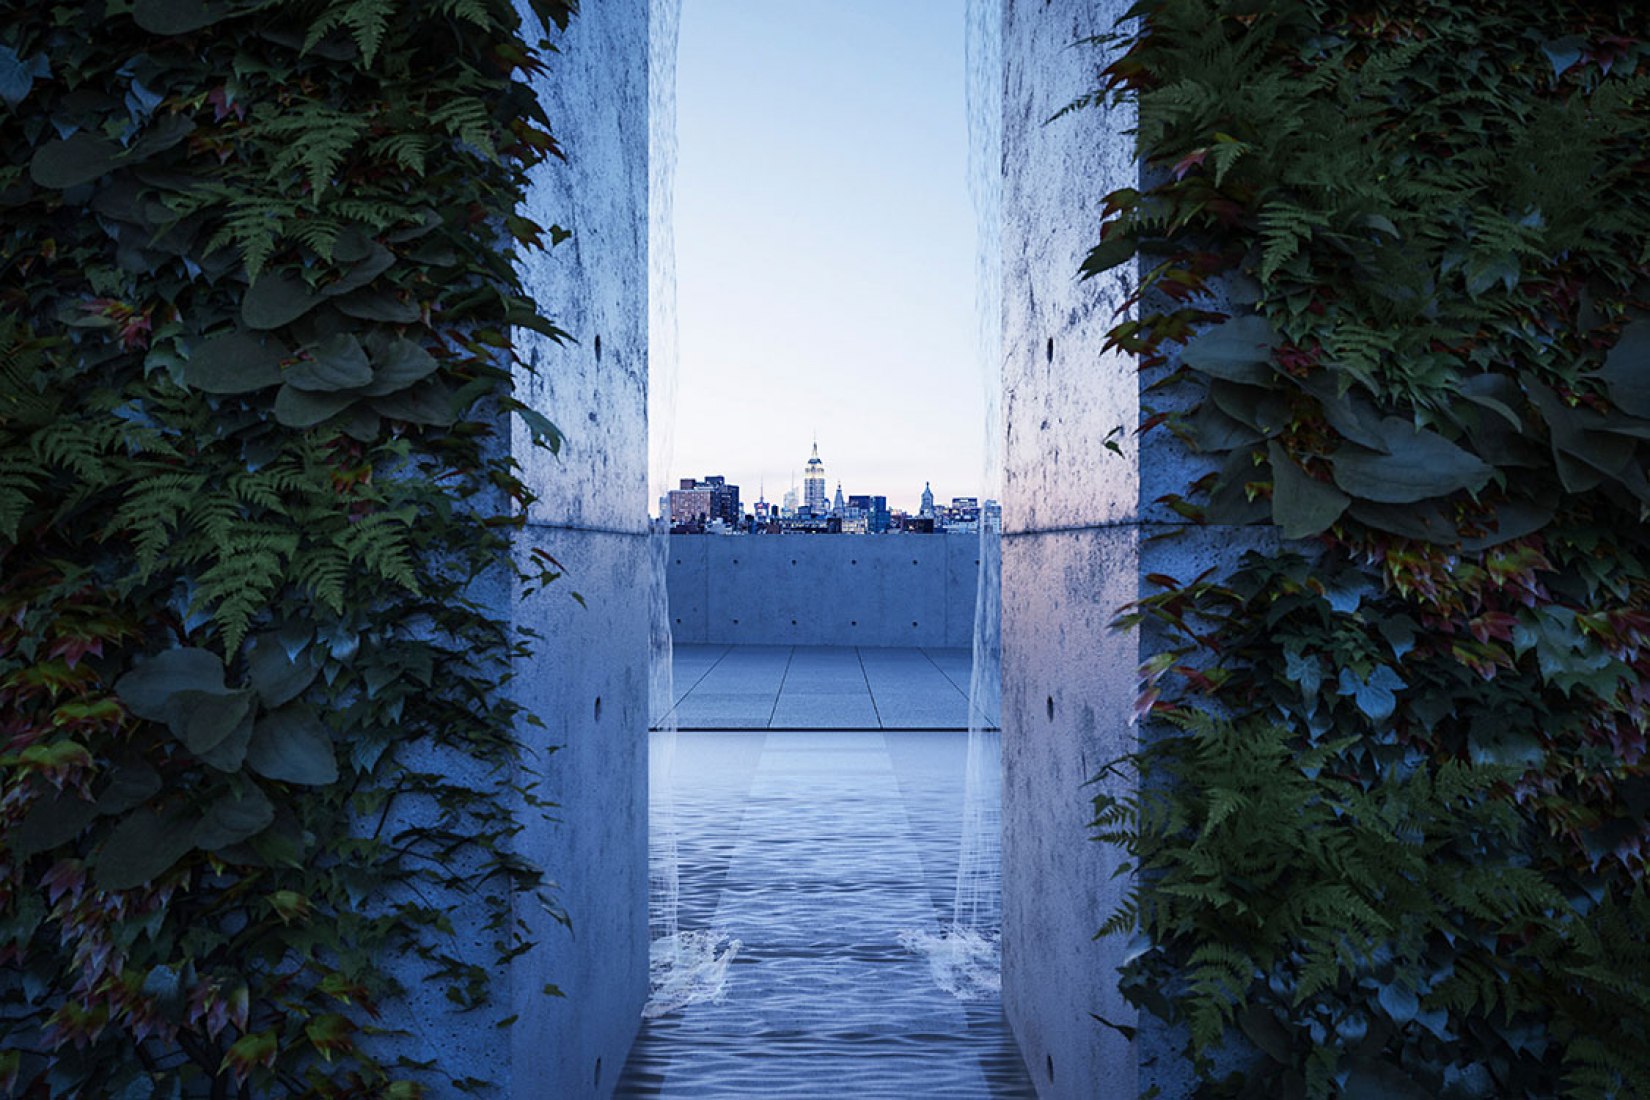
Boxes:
[617,730,1032,1097]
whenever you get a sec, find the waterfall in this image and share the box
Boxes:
[644,0,739,1018]
[899,0,1004,1002]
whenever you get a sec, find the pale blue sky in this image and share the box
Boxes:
[669,0,981,514]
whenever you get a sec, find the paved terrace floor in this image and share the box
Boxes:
[663,644,999,731]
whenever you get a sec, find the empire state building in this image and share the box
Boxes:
[804,441,828,515]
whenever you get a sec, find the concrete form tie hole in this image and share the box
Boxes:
[1046,695,1055,721]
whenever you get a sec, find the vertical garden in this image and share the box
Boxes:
[1087,1,1650,1096]
[1,0,573,1094]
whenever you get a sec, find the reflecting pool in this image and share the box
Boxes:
[617,729,1032,1097]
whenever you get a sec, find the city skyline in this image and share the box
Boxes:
[662,437,985,522]
[669,0,984,516]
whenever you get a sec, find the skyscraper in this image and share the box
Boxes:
[920,481,935,518]
[832,483,845,516]
[804,441,828,515]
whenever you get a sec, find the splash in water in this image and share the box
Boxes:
[903,0,1005,1001]
[643,0,738,1018]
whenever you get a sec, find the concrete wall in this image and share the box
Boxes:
[666,533,981,648]
[506,0,653,1095]
[998,1,1144,1096]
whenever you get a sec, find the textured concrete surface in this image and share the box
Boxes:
[504,0,653,1094]
[663,644,988,730]
[666,534,984,648]
[999,1,1145,1097]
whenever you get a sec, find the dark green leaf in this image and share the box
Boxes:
[115,648,227,721]
[192,786,274,850]
[12,791,98,860]
[1597,320,1650,417]
[1184,400,1260,453]
[287,334,372,391]
[184,332,286,394]
[363,338,439,396]
[197,711,255,772]
[1267,443,1349,538]
[1211,380,1289,436]
[274,384,355,428]
[1180,315,1278,384]
[243,271,323,330]
[162,688,256,757]
[94,761,163,816]
[336,289,421,324]
[29,132,124,189]
[1460,498,1555,551]
[95,809,196,891]
[247,633,318,708]
[133,0,239,34]
[325,244,395,297]
[246,706,338,786]
[375,381,455,426]
[1349,501,1460,543]
[1331,420,1493,503]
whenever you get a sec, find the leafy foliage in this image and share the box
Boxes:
[1081,1,1650,1095]
[1,0,576,1094]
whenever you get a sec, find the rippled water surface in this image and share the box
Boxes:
[617,730,1033,1098]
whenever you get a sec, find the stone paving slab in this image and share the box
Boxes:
[665,645,994,730]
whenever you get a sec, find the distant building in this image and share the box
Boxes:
[848,494,890,534]
[832,483,845,516]
[781,486,799,518]
[804,442,828,515]
[920,481,935,518]
[668,475,740,533]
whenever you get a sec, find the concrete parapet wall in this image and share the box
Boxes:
[999,0,1143,1096]
[505,0,652,1095]
[666,533,983,648]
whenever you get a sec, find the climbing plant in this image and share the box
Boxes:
[1081,1,1650,1096]
[1,0,574,1094]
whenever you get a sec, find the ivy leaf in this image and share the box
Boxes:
[1540,35,1587,78]
[133,0,240,34]
[248,633,318,708]
[29,132,125,189]
[1597,320,1650,417]
[287,334,373,391]
[0,46,49,109]
[1337,665,1406,721]
[246,705,338,786]
[274,384,355,428]
[1376,981,1419,1024]
[1331,420,1493,503]
[193,786,275,850]
[184,332,286,394]
[1268,442,1349,538]
[95,809,197,891]
[516,405,564,453]
[116,648,228,721]
[1180,315,1278,384]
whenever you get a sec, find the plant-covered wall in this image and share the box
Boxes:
[1,0,574,1094]
[1082,1,1650,1096]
